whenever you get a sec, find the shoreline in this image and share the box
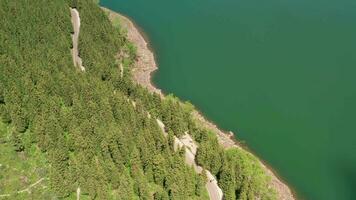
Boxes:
[103,7,296,200]
[102,7,163,96]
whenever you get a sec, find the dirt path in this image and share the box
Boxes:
[156,119,223,200]
[70,8,85,71]
[102,7,295,200]
[76,187,81,200]
[179,133,224,200]
[17,178,46,194]
[0,178,46,198]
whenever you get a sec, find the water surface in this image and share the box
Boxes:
[100,0,356,199]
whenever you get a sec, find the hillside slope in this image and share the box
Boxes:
[0,0,278,199]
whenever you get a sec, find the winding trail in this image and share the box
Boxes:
[0,178,47,198]
[70,8,85,71]
[156,119,223,200]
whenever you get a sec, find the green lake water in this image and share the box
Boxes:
[100,0,356,199]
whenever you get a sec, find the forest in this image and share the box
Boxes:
[0,0,276,199]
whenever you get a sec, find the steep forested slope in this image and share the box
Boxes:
[0,0,276,199]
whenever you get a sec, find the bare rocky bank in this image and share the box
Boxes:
[70,8,85,71]
[102,7,295,200]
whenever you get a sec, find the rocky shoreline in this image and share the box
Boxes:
[102,7,295,200]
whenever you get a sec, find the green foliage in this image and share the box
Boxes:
[0,104,12,123]
[0,122,53,199]
[0,0,207,199]
[70,0,78,8]
[0,0,276,199]
[160,95,189,137]
[196,131,224,175]
[225,149,277,200]
[113,168,135,199]
[195,129,277,199]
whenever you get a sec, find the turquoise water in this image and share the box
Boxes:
[100,0,356,199]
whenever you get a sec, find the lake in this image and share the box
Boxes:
[100,0,356,199]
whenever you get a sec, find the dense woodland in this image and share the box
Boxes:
[0,0,276,199]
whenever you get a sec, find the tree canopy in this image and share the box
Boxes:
[0,0,276,199]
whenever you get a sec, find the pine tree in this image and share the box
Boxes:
[11,130,24,152]
[115,168,135,200]
[152,154,167,187]
[0,105,11,123]
[219,162,236,200]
